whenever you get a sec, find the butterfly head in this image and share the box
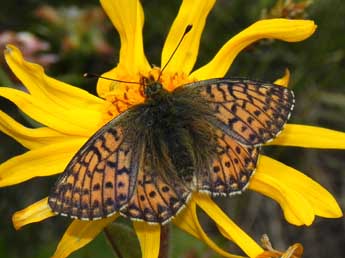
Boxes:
[141,25,194,101]
[142,75,167,100]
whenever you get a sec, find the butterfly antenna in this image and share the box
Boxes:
[83,73,140,84]
[157,24,193,81]
[85,25,192,84]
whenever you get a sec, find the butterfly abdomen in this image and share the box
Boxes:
[164,127,195,183]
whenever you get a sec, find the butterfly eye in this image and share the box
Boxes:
[151,83,162,92]
[146,118,154,126]
[145,83,162,96]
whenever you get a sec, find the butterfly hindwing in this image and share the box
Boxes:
[48,108,190,223]
[121,145,191,224]
[181,78,294,146]
[198,128,259,195]
[48,112,139,220]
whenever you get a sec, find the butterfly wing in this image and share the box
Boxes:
[48,111,140,220]
[174,78,291,195]
[180,78,295,146]
[121,142,191,224]
[49,108,190,223]
[197,127,259,195]
[49,77,293,221]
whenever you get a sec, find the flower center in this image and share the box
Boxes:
[99,68,194,123]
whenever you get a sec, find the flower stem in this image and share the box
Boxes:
[104,223,170,258]
[104,227,125,258]
[158,224,170,258]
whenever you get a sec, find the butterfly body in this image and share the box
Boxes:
[48,78,294,224]
[143,82,218,181]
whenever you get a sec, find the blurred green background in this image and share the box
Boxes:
[0,0,344,257]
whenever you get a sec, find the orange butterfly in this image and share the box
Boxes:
[48,76,294,224]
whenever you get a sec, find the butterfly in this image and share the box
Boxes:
[48,76,294,224]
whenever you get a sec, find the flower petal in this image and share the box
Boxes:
[12,197,56,230]
[262,155,343,218]
[282,243,303,258]
[274,69,290,87]
[100,0,150,75]
[194,193,264,258]
[96,65,145,108]
[0,87,102,136]
[161,0,216,75]
[133,221,160,258]
[191,19,316,79]
[4,45,104,109]
[173,201,199,239]
[270,124,345,149]
[0,138,85,187]
[257,243,303,258]
[0,110,81,150]
[249,156,342,225]
[174,197,245,258]
[249,168,314,226]
[97,0,151,98]
[52,215,119,258]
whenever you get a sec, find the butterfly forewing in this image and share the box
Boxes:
[48,113,139,220]
[182,78,294,146]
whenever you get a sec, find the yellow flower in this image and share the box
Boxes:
[0,0,343,257]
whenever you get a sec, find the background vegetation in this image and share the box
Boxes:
[0,0,344,257]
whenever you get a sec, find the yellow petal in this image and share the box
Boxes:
[173,203,200,239]
[274,69,290,87]
[133,221,160,258]
[0,138,85,187]
[0,87,102,136]
[257,243,303,258]
[250,156,342,225]
[194,193,264,258]
[100,0,150,75]
[97,0,151,98]
[174,197,244,258]
[161,0,216,75]
[4,44,104,109]
[282,243,303,258]
[260,156,342,218]
[191,19,316,79]
[249,168,315,226]
[0,110,82,150]
[52,215,119,258]
[12,197,56,230]
[270,124,345,149]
